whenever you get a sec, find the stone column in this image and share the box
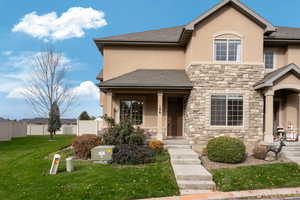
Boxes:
[157,92,163,140]
[106,91,113,117]
[264,92,274,143]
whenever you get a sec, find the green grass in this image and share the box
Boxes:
[212,163,300,191]
[0,136,178,200]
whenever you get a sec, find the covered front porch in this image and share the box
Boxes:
[98,69,193,140]
[255,64,300,143]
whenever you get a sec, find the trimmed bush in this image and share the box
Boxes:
[148,140,164,152]
[112,144,155,165]
[253,144,268,160]
[207,136,246,163]
[72,134,101,159]
[102,117,146,146]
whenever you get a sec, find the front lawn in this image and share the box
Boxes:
[0,136,178,200]
[212,163,300,191]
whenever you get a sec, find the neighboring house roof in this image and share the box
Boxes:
[96,70,103,81]
[0,117,9,122]
[98,69,193,89]
[254,63,300,89]
[21,118,77,124]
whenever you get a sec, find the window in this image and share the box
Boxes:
[211,95,243,126]
[215,39,241,62]
[120,99,143,125]
[264,51,274,69]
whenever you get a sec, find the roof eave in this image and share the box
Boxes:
[98,85,193,90]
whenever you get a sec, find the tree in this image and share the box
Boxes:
[48,101,61,139]
[22,45,76,139]
[78,111,91,120]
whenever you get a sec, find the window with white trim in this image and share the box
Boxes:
[211,95,243,126]
[264,51,274,69]
[120,99,143,125]
[214,39,241,62]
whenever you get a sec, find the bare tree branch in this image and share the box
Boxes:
[22,45,77,118]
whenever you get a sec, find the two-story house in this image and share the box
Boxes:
[94,0,300,149]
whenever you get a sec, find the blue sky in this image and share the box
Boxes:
[1,0,300,120]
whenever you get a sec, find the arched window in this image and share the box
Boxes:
[214,33,242,62]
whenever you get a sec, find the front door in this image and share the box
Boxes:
[167,97,183,137]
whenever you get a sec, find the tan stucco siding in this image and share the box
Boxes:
[283,94,298,128]
[185,6,264,65]
[287,45,300,67]
[103,46,185,81]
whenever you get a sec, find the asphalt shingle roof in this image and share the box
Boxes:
[266,26,300,40]
[254,63,300,89]
[95,25,185,43]
[99,69,193,89]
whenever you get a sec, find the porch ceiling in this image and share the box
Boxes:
[98,69,193,90]
[254,63,300,90]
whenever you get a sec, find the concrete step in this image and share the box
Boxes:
[166,144,191,149]
[171,158,201,165]
[177,180,216,190]
[168,149,199,159]
[283,147,300,151]
[283,152,300,157]
[172,165,213,181]
[180,189,213,195]
[164,139,190,145]
[285,156,300,163]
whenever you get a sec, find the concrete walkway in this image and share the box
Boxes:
[166,141,215,195]
[139,187,300,200]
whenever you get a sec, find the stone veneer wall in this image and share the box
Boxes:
[185,63,265,150]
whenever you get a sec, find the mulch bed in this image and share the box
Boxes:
[201,155,291,170]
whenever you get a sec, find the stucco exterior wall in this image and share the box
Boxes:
[103,46,185,81]
[185,6,264,65]
[185,63,265,148]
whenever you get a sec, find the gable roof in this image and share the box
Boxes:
[94,0,283,51]
[254,63,300,89]
[185,0,275,32]
[98,69,193,89]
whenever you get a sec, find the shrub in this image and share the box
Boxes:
[112,144,155,165]
[253,144,268,160]
[102,117,146,146]
[207,136,246,163]
[72,134,101,159]
[148,140,164,152]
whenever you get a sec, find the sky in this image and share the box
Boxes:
[1,0,300,120]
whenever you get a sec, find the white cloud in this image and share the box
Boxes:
[12,7,107,40]
[2,51,13,56]
[72,81,99,99]
[0,51,80,97]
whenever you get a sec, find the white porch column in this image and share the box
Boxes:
[157,92,163,140]
[264,92,274,143]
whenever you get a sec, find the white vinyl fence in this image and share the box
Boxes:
[77,119,103,136]
[27,124,77,135]
[0,121,27,141]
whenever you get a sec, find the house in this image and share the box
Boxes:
[94,0,300,149]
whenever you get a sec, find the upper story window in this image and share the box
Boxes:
[214,39,241,62]
[264,51,274,69]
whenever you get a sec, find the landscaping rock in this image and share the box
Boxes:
[265,151,277,162]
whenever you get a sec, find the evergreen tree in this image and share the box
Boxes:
[78,111,91,120]
[48,101,61,139]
